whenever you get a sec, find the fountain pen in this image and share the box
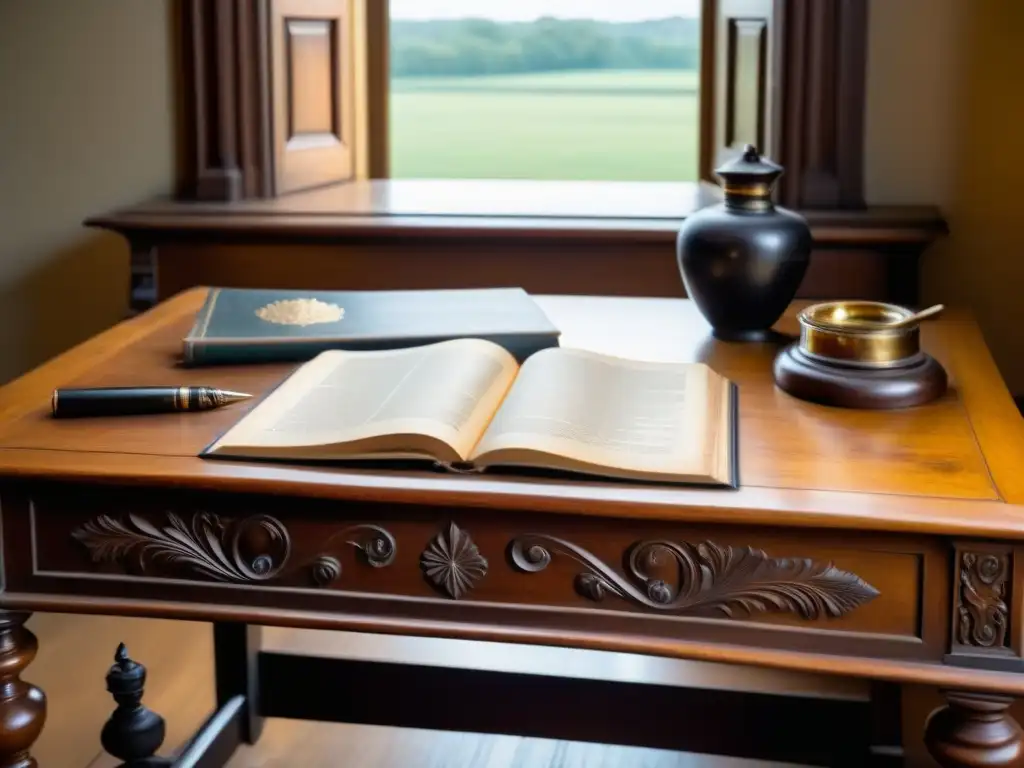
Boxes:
[51,386,252,418]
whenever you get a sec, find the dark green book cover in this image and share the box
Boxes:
[183,287,561,366]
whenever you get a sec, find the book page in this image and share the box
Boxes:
[210,339,519,461]
[469,348,720,479]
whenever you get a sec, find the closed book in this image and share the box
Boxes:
[183,287,561,366]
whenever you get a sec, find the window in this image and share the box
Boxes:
[388,0,702,181]
[180,0,868,210]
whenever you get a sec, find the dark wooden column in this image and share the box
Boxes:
[772,0,868,209]
[0,613,45,768]
[182,0,272,201]
[700,0,869,209]
[181,0,362,201]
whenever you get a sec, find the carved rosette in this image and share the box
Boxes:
[510,535,879,619]
[421,522,488,599]
[957,552,1009,648]
[72,513,395,587]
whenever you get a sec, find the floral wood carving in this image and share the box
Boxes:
[421,522,488,599]
[957,552,1009,648]
[509,536,879,619]
[71,512,395,587]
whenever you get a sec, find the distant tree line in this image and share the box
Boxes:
[391,17,700,77]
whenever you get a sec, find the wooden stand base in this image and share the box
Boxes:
[925,691,1023,767]
[773,344,948,409]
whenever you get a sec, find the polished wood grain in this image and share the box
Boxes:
[88,179,944,245]
[224,720,804,768]
[0,289,1018,524]
[87,180,945,312]
[2,288,1022,768]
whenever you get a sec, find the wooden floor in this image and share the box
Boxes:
[20,613,914,768]
[224,720,800,768]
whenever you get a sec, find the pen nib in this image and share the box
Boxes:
[218,390,253,406]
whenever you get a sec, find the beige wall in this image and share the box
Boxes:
[0,2,182,765]
[0,0,176,384]
[866,0,1024,394]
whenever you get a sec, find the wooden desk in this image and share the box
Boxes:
[0,289,1021,767]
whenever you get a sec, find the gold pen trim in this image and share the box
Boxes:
[51,389,58,415]
[178,386,189,410]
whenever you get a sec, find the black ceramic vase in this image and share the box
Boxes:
[676,145,811,341]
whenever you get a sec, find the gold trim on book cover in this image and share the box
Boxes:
[194,289,221,340]
[255,298,345,326]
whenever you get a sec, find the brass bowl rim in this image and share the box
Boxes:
[797,301,917,335]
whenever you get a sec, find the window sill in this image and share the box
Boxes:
[87,179,947,249]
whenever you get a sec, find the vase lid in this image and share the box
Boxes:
[715,144,783,182]
[715,145,783,210]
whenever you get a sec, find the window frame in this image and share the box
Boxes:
[179,0,868,210]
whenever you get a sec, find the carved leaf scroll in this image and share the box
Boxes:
[72,512,395,587]
[957,552,1009,648]
[510,536,879,619]
[73,512,290,583]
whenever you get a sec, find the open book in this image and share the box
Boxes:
[203,339,739,488]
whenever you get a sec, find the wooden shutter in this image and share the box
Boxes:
[270,0,356,194]
[700,0,869,208]
[699,0,775,182]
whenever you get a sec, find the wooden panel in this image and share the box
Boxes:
[725,18,768,151]
[17,487,943,661]
[287,20,335,136]
[943,542,1024,672]
[700,0,774,180]
[271,0,355,194]
[153,242,897,305]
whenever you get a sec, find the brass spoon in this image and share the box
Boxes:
[888,304,945,329]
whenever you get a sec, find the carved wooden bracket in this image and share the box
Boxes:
[509,535,879,619]
[72,512,395,587]
[946,544,1023,672]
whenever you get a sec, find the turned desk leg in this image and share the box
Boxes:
[0,613,45,768]
[925,691,1024,767]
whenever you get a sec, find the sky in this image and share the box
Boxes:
[390,0,700,22]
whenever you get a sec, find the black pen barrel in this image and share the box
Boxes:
[52,387,182,418]
[49,386,252,418]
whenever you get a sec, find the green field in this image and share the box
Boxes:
[389,70,699,181]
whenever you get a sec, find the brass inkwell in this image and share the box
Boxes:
[774,301,948,409]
